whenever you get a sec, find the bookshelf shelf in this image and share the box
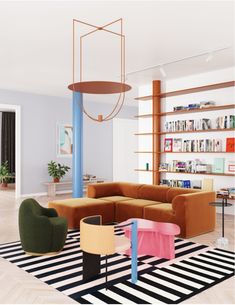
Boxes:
[159,128,235,135]
[134,169,235,176]
[135,128,235,135]
[160,171,235,177]
[135,81,235,101]
[135,104,235,118]
[160,104,235,116]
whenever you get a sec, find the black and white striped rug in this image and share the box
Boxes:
[0,228,234,304]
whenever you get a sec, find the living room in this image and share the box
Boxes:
[0,0,234,304]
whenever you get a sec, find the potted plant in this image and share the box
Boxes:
[48,161,70,183]
[0,161,10,188]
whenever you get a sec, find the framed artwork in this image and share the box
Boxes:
[164,138,173,152]
[57,124,73,157]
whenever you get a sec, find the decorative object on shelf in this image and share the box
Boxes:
[0,161,10,188]
[202,178,214,191]
[48,161,70,183]
[57,124,73,157]
[188,103,200,110]
[226,137,235,152]
[199,101,215,108]
[164,138,173,152]
[225,159,235,173]
[213,158,225,174]
[159,163,168,171]
[145,163,149,171]
[68,18,131,122]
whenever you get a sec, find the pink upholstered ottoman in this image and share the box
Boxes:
[121,218,180,259]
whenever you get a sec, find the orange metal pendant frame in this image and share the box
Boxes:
[68,18,131,122]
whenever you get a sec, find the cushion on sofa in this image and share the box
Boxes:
[115,199,162,223]
[118,182,143,199]
[144,203,174,223]
[166,187,200,203]
[99,196,134,203]
[138,185,170,202]
[48,198,115,229]
[87,182,121,198]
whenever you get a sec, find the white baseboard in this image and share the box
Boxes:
[21,190,72,198]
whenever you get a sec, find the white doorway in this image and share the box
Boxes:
[0,104,21,198]
[113,118,138,182]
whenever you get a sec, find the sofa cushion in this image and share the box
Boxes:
[144,204,174,223]
[118,182,143,199]
[115,199,162,223]
[87,182,121,198]
[166,187,200,203]
[138,185,170,202]
[99,196,134,203]
[48,198,115,229]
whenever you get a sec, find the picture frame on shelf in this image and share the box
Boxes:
[57,124,73,157]
[164,138,173,152]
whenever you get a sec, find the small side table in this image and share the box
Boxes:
[209,196,232,248]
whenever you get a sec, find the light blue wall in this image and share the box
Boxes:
[0,89,137,195]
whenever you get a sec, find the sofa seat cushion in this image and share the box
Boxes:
[115,199,162,223]
[99,196,134,203]
[48,198,114,229]
[144,203,174,223]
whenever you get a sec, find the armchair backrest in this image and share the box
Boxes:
[80,215,115,255]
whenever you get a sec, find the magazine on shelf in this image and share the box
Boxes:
[173,138,182,152]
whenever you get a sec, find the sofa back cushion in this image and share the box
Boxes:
[166,187,200,203]
[118,182,143,199]
[138,185,170,202]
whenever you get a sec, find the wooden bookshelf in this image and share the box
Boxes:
[135,80,235,185]
[135,81,235,101]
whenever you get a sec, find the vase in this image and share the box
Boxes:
[53,178,60,183]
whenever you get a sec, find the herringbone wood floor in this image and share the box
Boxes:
[0,190,234,304]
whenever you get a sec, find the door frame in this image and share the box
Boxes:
[0,104,21,198]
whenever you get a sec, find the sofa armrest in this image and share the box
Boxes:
[172,191,216,238]
[87,182,121,198]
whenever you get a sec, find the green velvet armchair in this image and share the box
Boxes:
[19,198,68,255]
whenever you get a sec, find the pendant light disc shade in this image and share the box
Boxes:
[68,81,131,94]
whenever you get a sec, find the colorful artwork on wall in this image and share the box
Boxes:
[57,124,73,157]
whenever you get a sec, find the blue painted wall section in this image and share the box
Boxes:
[72,91,83,198]
[131,219,138,283]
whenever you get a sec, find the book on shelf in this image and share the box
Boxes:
[160,179,202,189]
[226,138,235,152]
[173,138,182,152]
[213,158,225,173]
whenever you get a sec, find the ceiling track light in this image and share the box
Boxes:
[127,46,231,76]
[206,52,213,63]
[159,66,167,78]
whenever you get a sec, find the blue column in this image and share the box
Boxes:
[131,220,138,283]
[72,91,83,198]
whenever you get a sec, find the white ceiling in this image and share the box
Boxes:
[0,0,234,105]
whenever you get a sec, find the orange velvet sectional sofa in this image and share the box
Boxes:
[87,182,216,238]
[49,182,216,238]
